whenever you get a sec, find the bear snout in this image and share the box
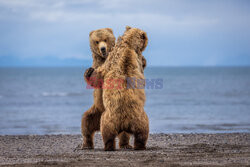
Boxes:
[98,41,108,57]
[101,47,106,52]
[101,47,106,56]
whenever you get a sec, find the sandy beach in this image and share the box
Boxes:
[0,133,249,166]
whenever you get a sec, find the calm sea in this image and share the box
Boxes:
[0,67,250,135]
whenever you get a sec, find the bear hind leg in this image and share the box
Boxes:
[134,131,148,150]
[118,131,132,149]
[101,114,117,151]
[81,106,102,149]
[102,129,117,151]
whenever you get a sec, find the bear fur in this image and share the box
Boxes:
[92,26,149,151]
[81,28,134,149]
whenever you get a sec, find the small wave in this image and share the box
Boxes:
[41,92,83,97]
[42,92,68,97]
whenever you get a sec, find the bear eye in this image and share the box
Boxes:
[104,39,107,42]
[96,41,99,44]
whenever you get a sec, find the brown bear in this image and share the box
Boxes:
[90,26,149,151]
[81,28,135,149]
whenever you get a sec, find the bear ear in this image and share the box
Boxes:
[125,26,132,31]
[105,28,113,34]
[89,30,94,37]
[141,32,147,40]
[140,31,148,51]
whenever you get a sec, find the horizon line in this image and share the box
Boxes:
[0,65,250,68]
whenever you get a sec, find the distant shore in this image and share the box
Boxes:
[0,133,249,166]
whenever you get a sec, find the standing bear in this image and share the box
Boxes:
[81,28,133,149]
[89,26,149,151]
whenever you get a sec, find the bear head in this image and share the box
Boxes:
[122,26,148,54]
[89,28,116,59]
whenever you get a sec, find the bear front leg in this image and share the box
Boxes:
[84,67,104,88]
[81,106,102,149]
[118,132,132,149]
[84,67,95,84]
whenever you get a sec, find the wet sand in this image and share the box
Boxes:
[0,133,249,166]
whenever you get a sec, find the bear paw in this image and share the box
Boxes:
[120,144,133,149]
[81,143,94,150]
[84,67,95,79]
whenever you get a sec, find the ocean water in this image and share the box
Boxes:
[0,67,250,135]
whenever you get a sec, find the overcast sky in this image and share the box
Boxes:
[0,0,250,66]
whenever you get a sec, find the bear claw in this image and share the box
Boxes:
[81,144,94,150]
[120,144,133,149]
[85,67,95,78]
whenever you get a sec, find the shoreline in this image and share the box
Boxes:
[0,133,249,166]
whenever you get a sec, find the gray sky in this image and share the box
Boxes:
[0,0,250,66]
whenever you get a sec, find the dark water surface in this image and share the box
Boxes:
[0,67,249,134]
